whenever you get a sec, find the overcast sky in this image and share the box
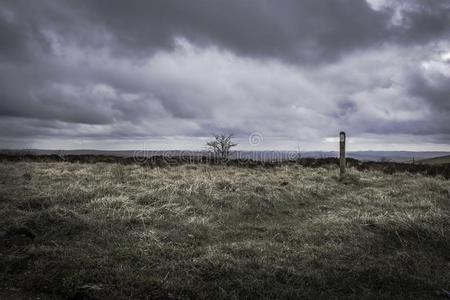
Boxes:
[0,0,449,151]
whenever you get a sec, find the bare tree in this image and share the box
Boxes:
[206,134,238,160]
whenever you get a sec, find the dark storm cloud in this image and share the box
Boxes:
[402,7,450,42]
[70,0,389,63]
[404,68,450,137]
[0,15,27,62]
[0,0,449,149]
[3,0,448,63]
[63,0,450,63]
[385,0,450,43]
[7,0,443,63]
[408,71,450,113]
[0,6,48,63]
[0,80,112,125]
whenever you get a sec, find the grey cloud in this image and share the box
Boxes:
[3,0,449,64]
[51,0,391,63]
[0,0,449,149]
[0,15,28,62]
[401,8,450,42]
[333,100,358,119]
[0,75,112,124]
[70,0,450,63]
[408,72,450,113]
[385,0,450,43]
[0,2,52,63]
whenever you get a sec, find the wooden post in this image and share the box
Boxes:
[339,131,346,177]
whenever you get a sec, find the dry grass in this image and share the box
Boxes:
[0,162,449,299]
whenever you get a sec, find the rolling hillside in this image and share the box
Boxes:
[417,155,450,165]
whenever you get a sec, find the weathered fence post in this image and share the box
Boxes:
[340,131,346,177]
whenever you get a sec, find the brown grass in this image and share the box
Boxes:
[0,162,449,299]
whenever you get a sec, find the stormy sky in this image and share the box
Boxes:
[0,0,449,151]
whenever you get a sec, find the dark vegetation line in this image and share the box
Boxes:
[1,154,450,179]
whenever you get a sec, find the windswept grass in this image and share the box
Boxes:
[0,162,449,299]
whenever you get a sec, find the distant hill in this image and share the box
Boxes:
[1,149,450,163]
[417,155,450,165]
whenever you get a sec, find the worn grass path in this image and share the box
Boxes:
[0,162,449,299]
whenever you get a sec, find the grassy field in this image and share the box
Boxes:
[418,155,450,165]
[0,162,449,299]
